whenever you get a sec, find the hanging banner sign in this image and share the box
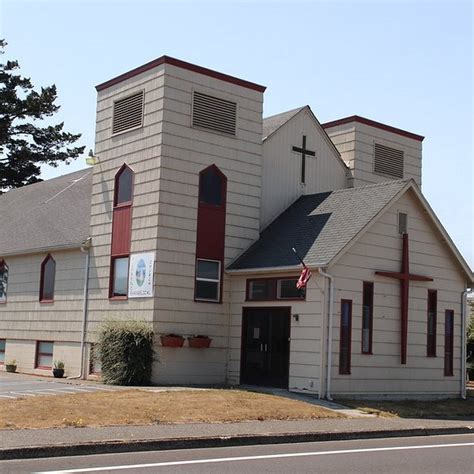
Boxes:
[128,252,155,298]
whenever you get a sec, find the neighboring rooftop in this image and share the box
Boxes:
[0,169,92,256]
[96,55,266,93]
[322,115,424,142]
[227,180,409,270]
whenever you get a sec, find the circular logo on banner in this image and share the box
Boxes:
[135,259,146,287]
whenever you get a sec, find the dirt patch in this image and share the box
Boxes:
[339,398,474,419]
[0,389,342,429]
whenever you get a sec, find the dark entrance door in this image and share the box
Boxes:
[240,307,290,388]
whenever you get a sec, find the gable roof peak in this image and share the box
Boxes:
[262,105,308,140]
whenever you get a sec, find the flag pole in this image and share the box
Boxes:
[292,247,306,267]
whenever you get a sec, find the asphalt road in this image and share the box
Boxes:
[1,434,473,473]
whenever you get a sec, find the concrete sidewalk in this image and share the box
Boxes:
[1,415,472,460]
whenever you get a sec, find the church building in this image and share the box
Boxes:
[0,56,472,398]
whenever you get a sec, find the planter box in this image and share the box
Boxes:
[188,336,212,348]
[161,335,185,347]
[5,365,17,373]
[53,368,65,378]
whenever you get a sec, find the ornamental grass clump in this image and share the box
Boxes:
[97,320,154,386]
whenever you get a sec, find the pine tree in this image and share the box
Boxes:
[0,40,85,192]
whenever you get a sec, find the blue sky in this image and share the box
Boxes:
[1,0,473,266]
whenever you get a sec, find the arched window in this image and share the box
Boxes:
[40,254,55,302]
[195,165,227,302]
[110,164,134,298]
[199,165,225,206]
[0,260,8,304]
[114,164,134,206]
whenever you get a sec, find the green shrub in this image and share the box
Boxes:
[97,320,154,386]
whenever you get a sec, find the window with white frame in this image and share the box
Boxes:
[195,259,221,302]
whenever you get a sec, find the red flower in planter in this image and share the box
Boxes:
[187,335,212,348]
[160,334,185,347]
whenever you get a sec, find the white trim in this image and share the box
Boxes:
[227,264,324,275]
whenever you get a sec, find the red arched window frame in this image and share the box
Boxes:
[39,254,56,303]
[195,165,227,303]
[113,164,134,207]
[0,259,8,304]
[109,164,134,299]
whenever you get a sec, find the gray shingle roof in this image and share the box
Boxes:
[228,180,409,270]
[0,169,92,256]
[262,106,306,139]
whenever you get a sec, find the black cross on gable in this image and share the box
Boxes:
[292,135,316,184]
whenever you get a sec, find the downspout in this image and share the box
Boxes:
[319,268,334,400]
[69,237,91,380]
[460,287,471,399]
[318,271,326,399]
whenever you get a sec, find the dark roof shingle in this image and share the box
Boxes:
[228,180,409,270]
[0,169,93,256]
[262,106,306,139]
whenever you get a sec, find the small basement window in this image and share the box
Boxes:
[36,341,53,369]
[0,339,5,364]
[195,259,221,302]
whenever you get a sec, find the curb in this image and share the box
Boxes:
[0,426,472,460]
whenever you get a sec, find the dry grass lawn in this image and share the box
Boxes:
[0,389,342,430]
[339,398,474,419]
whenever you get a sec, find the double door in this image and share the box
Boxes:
[240,307,290,388]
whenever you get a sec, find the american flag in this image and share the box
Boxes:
[296,265,312,289]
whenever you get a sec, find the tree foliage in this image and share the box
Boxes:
[0,39,85,192]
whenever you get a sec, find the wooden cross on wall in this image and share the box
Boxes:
[292,135,316,184]
[375,233,433,365]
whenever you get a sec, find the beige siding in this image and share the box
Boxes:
[261,109,348,228]
[228,273,324,394]
[329,189,465,396]
[150,64,264,384]
[0,249,85,376]
[326,122,422,188]
[0,250,86,341]
[3,340,81,377]
[87,66,165,339]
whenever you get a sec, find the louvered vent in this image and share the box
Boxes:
[112,91,144,134]
[192,92,237,136]
[374,143,404,178]
[398,212,408,234]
